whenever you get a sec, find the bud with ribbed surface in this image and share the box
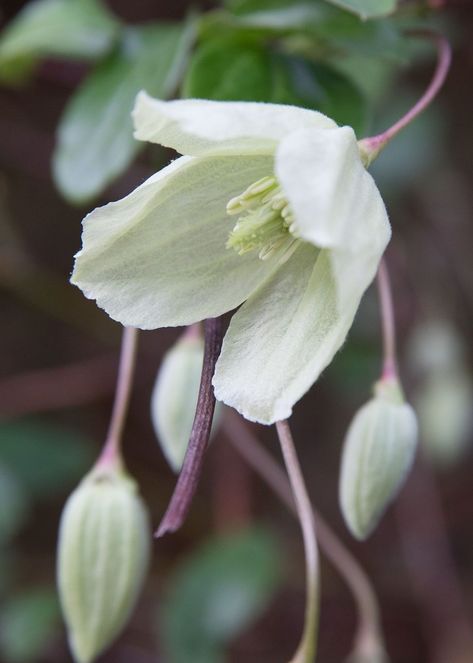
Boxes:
[339,377,418,540]
[57,464,151,663]
[151,328,222,472]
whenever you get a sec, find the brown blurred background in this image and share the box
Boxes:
[1,1,473,662]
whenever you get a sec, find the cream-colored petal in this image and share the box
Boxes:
[72,154,280,328]
[132,92,338,157]
[276,126,390,310]
[213,243,364,425]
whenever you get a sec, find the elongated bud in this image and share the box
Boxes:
[339,378,418,540]
[151,328,222,472]
[57,465,151,663]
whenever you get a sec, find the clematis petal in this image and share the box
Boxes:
[213,243,365,425]
[275,126,390,309]
[71,154,280,328]
[132,92,337,157]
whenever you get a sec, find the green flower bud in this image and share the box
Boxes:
[339,378,418,540]
[57,466,151,663]
[151,329,222,472]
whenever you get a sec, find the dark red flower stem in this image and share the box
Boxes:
[156,317,224,538]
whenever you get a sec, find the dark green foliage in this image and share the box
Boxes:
[161,528,283,662]
[53,21,195,203]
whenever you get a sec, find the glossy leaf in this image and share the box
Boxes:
[53,21,194,203]
[323,0,396,20]
[161,529,282,662]
[224,0,329,30]
[0,0,119,82]
[184,40,366,134]
[207,2,404,60]
[183,38,273,102]
[310,10,404,58]
[271,54,367,134]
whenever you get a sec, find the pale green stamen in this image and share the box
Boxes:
[226,176,297,260]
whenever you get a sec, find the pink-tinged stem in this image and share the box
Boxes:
[223,411,386,662]
[359,30,451,164]
[98,326,139,470]
[276,420,319,662]
[377,258,398,381]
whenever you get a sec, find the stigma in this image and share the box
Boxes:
[226,176,297,260]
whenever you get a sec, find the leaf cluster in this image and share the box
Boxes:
[0,0,430,210]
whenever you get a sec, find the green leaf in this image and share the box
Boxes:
[183,38,273,102]
[0,464,30,545]
[53,21,194,204]
[323,0,396,20]
[204,2,404,60]
[309,9,404,58]
[328,54,397,103]
[0,554,17,598]
[0,588,60,662]
[184,39,367,134]
[0,0,120,82]
[223,0,328,29]
[0,420,94,498]
[161,529,282,663]
[271,55,368,134]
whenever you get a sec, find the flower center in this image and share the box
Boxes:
[226,176,297,260]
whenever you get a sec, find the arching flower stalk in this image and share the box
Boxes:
[359,30,451,166]
[57,326,152,663]
[68,28,451,663]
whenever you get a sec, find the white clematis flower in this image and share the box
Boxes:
[72,93,391,424]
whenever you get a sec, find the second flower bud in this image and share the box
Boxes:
[339,377,418,540]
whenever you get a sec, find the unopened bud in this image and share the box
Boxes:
[339,378,418,540]
[57,465,151,663]
[151,329,222,472]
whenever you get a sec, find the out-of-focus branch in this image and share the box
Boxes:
[0,249,117,344]
[223,410,387,662]
[0,182,116,345]
[0,355,117,420]
[396,455,473,663]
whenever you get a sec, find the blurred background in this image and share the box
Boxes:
[0,0,472,661]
